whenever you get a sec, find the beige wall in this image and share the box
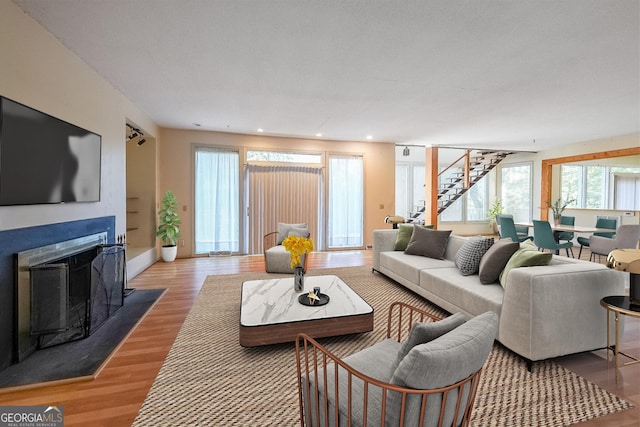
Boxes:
[158,128,395,257]
[0,1,158,237]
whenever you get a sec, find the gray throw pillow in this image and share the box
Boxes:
[391,312,466,373]
[455,236,495,276]
[404,227,452,259]
[394,224,434,251]
[276,222,307,244]
[478,239,520,284]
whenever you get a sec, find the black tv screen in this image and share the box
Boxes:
[0,97,101,206]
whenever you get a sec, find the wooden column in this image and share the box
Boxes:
[425,147,439,229]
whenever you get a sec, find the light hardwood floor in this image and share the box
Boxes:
[0,249,638,426]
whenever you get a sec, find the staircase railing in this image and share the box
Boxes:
[409,149,513,222]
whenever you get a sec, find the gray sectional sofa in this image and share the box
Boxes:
[372,228,626,364]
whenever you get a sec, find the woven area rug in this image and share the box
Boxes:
[133,266,632,426]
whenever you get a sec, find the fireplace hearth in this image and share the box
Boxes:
[16,233,125,362]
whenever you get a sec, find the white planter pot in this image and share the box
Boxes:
[161,245,177,262]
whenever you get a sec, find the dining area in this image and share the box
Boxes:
[495,213,640,261]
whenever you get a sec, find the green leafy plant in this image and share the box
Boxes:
[487,198,503,223]
[156,190,182,246]
[546,197,576,217]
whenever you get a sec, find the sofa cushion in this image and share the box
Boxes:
[381,251,455,285]
[499,240,553,286]
[455,236,495,276]
[391,312,466,373]
[478,239,520,284]
[420,267,504,319]
[276,222,307,244]
[405,227,452,259]
[394,224,433,251]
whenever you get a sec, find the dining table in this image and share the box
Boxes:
[515,222,614,234]
[515,222,615,255]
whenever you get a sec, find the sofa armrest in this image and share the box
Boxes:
[372,229,398,272]
[499,262,625,361]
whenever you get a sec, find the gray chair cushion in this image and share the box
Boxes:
[391,312,467,373]
[388,311,498,427]
[265,245,306,273]
[277,222,307,244]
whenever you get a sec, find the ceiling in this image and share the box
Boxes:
[13,0,640,152]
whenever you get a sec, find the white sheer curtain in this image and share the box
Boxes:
[194,147,239,254]
[614,173,640,210]
[328,155,363,248]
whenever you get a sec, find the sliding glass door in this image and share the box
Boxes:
[194,147,240,254]
[328,155,363,248]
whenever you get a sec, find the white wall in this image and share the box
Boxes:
[0,1,158,238]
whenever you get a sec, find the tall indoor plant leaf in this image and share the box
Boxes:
[156,190,182,247]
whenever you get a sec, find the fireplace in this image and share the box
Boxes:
[16,233,125,362]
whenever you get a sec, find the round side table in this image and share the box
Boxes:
[600,296,640,380]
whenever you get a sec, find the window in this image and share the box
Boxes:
[395,162,425,220]
[194,147,240,254]
[560,164,640,210]
[439,166,488,223]
[500,162,532,223]
[328,155,363,248]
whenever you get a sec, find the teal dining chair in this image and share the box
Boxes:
[533,220,574,257]
[496,214,532,242]
[577,218,617,260]
[556,215,575,245]
[499,216,533,243]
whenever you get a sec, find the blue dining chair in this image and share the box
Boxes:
[577,218,617,260]
[533,220,574,257]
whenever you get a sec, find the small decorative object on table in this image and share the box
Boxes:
[282,234,314,292]
[546,197,575,225]
[298,289,330,306]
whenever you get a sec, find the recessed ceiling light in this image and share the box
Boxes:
[316,133,323,137]
[257,128,264,132]
[366,135,373,140]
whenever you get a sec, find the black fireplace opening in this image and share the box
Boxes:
[16,233,125,362]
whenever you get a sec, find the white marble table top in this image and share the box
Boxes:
[240,275,373,327]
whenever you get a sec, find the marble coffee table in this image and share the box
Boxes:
[239,275,373,346]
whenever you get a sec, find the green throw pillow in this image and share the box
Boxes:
[499,241,553,287]
[394,224,415,251]
[394,224,433,251]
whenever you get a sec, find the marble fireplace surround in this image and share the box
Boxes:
[0,216,116,373]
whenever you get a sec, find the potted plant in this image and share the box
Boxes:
[546,197,575,225]
[156,190,182,262]
[487,198,503,234]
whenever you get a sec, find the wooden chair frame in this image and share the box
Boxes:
[295,302,483,427]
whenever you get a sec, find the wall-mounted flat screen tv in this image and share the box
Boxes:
[0,96,101,206]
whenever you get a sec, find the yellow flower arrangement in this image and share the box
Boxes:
[282,235,314,268]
